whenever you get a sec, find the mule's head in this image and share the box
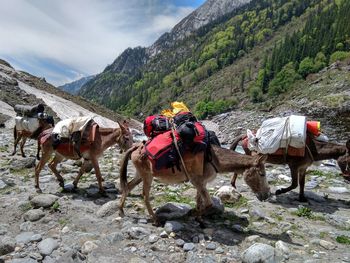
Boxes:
[242,154,271,201]
[337,139,350,181]
[117,120,133,152]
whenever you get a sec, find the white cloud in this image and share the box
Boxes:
[0,0,197,85]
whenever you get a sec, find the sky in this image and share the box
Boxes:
[0,0,205,86]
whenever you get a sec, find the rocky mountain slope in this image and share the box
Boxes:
[0,60,141,130]
[58,76,95,95]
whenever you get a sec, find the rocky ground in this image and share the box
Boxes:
[1,122,350,263]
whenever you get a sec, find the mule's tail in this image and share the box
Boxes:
[120,145,139,191]
[13,126,17,140]
[229,134,245,151]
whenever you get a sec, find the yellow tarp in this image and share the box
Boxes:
[161,101,190,117]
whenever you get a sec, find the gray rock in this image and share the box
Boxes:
[106,232,124,244]
[164,221,184,233]
[30,194,58,208]
[160,231,168,238]
[38,238,59,256]
[28,252,43,261]
[155,202,191,221]
[327,187,349,194]
[206,242,217,250]
[275,240,289,261]
[214,185,241,203]
[242,243,276,263]
[0,236,16,256]
[0,179,7,189]
[325,214,350,229]
[30,234,42,242]
[19,222,32,232]
[15,232,35,244]
[249,207,266,220]
[81,240,98,254]
[176,239,185,247]
[319,240,336,250]
[0,224,9,235]
[8,259,37,263]
[183,242,195,252]
[148,234,159,244]
[96,201,119,218]
[10,157,36,170]
[23,209,45,222]
[127,227,150,240]
[215,246,224,254]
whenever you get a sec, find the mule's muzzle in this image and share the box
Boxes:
[256,192,271,201]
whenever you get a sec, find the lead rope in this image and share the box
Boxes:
[170,119,190,182]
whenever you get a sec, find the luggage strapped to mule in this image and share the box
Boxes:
[143,115,171,138]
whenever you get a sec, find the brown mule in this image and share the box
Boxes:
[34,121,133,194]
[118,144,270,224]
[230,134,350,202]
[11,117,54,160]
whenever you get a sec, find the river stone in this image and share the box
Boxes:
[0,179,7,189]
[319,240,336,250]
[96,201,119,218]
[38,238,59,256]
[8,258,37,263]
[127,227,150,240]
[10,157,36,170]
[30,194,58,208]
[249,207,266,220]
[183,242,195,252]
[327,187,349,194]
[242,243,276,263]
[106,232,124,244]
[164,221,184,233]
[148,234,159,244]
[214,185,241,203]
[30,234,42,242]
[0,236,16,256]
[81,240,98,254]
[325,214,350,229]
[23,208,45,222]
[155,202,191,221]
[15,232,35,244]
[0,224,9,235]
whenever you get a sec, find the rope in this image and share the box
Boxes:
[170,119,190,182]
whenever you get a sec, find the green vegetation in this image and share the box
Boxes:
[336,235,350,244]
[51,201,60,211]
[292,206,325,221]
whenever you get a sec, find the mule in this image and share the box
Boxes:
[34,120,133,194]
[118,143,270,224]
[11,115,54,160]
[230,134,350,202]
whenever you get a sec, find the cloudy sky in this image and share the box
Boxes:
[0,0,205,86]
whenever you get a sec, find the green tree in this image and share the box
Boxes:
[269,62,301,96]
[298,57,315,78]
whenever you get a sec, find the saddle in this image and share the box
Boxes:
[53,120,99,157]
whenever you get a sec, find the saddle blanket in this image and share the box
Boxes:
[15,116,39,132]
[53,116,92,138]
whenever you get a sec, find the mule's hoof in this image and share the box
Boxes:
[36,188,42,194]
[21,154,26,158]
[299,196,308,202]
[59,181,65,188]
[36,156,41,161]
[10,152,15,156]
[119,209,125,217]
[152,218,161,227]
[275,189,283,195]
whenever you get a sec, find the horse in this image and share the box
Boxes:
[11,115,54,160]
[230,134,350,202]
[34,119,133,194]
[118,143,270,225]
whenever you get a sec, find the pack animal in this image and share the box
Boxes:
[11,115,54,160]
[35,119,133,194]
[118,143,270,225]
[230,134,350,202]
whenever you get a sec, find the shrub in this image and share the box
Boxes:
[268,62,301,96]
[329,51,350,64]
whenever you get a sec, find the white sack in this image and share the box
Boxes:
[53,116,93,138]
[248,115,306,154]
[15,116,39,132]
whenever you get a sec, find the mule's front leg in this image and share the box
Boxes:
[90,158,105,195]
[19,137,27,158]
[298,168,308,202]
[275,167,298,196]
[48,155,65,188]
[142,174,159,225]
[73,160,90,190]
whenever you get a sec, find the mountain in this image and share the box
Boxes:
[0,59,141,129]
[79,0,350,121]
[58,75,95,95]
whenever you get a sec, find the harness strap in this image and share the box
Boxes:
[305,144,314,162]
[170,119,190,182]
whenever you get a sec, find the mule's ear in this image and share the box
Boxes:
[117,121,127,134]
[255,154,268,165]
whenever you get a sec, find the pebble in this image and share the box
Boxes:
[175,239,185,247]
[148,234,159,244]
[206,242,217,250]
[37,238,59,256]
[183,243,195,252]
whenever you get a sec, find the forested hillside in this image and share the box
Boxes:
[80,0,350,119]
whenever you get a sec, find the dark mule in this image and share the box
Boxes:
[35,120,133,194]
[118,144,270,225]
[11,115,54,160]
[230,134,350,201]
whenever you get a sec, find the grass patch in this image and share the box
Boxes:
[51,201,60,211]
[336,235,350,245]
[319,232,328,238]
[58,218,69,226]
[154,192,196,208]
[306,170,335,180]
[230,196,249,208]
[291,206,325,221]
